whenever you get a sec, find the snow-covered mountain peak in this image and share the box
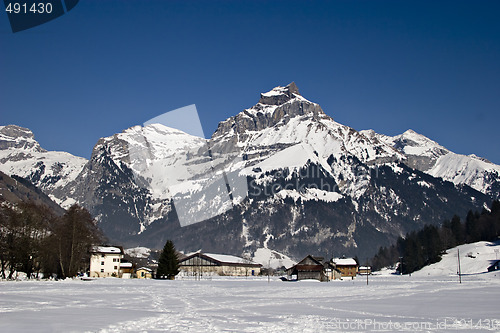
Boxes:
[93,123,207,168]
[212,82,327,145]
[0,125,45,152]
[125,123,199,138]
[392,129,446,154]
[468,154,492,164]
[258,82,302,106]
[371,129,500,196]
[0,125,88,208]
[373,129,449,171]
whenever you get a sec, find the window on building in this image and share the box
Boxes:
[100,269,104,273]
[101,254,105,258]
[101,261,104,265]
[113,258,116,262]
[114,266,118,270]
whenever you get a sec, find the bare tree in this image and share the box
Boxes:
[54,205,102,278]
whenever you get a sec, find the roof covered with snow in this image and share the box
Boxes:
[332,258,358,266]
[204,253,258,265]
[183,252,261,266]
[137,267,152,272]
[92,246,123,254]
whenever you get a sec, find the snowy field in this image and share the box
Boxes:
[1,273,499,332]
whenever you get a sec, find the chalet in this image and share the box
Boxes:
[136,267,153,279]
[286,255,341,282]
[487,260,500,272]
[331,257,358,278]
[89,246,124,278]
[178,252,262,277]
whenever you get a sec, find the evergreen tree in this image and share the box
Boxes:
[465,210,479,243]
[491,200,500,215]
[420,225,441,265]
[450,215,465,245]
[156,240,179,279]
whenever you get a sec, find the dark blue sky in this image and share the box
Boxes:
[1,1,499,164]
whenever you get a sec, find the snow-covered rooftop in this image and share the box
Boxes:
[332,258,357,266]
[203,253,259,265]
[93,246,122,254]
[137,267,152,272]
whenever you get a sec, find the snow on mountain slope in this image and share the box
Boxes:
[125,246,151,259]
[413,241,500,277]
[1,83,497,261]
[0,125,87,208]
[213,83,401,167]
[60,83,491,259]
[380,129,448,159]
[428,153,500,196]
[212,83,404,203]
[372,128,500,197]
[252,247,296,269]
[96,123,207,199]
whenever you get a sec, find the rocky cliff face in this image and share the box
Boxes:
[0,125,87,207]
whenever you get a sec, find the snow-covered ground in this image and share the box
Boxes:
[1,273,499,332]
[414,241,500,277]
[1,241,499,332]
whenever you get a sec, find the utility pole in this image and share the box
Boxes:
[366,262,369,286]
[268,257,271,284]
[457,248,462,284]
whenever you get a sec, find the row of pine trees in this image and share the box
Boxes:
[370,200,500,274]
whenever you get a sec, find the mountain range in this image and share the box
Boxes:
[1,83,499,260]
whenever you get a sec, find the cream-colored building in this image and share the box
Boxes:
[136,267,153,279]
[179,252,262,277]
[331,257,358,278]
[89,246,124,278]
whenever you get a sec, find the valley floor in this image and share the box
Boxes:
[1,273,499,332]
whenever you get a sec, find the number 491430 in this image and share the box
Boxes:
[5,2,53,14]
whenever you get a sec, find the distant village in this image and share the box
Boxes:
[89,246,372,282]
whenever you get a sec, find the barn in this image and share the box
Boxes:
[178,252,262,277]
[286,255,340,282]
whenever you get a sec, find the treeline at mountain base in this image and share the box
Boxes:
[371,200,500,274]
[0,202,102,279]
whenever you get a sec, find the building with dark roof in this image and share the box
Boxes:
[488,260,500,272]
[286,255,341,282]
